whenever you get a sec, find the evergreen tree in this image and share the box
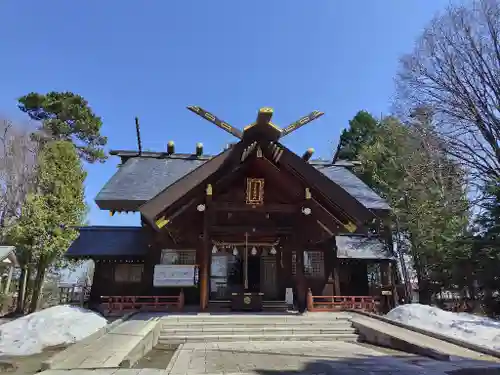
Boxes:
[18,92,107,163]
[336,111,379,161]
[7,141,86,311]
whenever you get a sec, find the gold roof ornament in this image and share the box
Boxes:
[186,106,324,142]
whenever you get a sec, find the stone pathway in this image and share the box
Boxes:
[39,340,500,375]
[166,341,500,375]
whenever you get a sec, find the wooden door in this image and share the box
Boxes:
[261,256,278,299]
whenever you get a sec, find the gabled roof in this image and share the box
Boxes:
[65,226,148,258]
[95,152,389,213]
[314,164,390,211]
[273,143,375,224]
[0,246,17,265]
[95,156,208,211]
[139,145,241,224]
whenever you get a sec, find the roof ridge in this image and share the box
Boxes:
[78,226,143,231]
[110,150,213,160]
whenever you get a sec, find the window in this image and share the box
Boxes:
[114,264,143,283]
[160,249,196,265]
[367,263,382,287]
[292,251,325,277]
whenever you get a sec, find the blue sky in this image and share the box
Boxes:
[0,0,452,227]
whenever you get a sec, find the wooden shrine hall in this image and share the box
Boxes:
[66,107,398,314]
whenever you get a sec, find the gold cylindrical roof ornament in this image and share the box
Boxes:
[302,147,315,162]
[196,142,203,157]
[167,140,175,155]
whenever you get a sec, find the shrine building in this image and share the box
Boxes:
[66,107,398,313]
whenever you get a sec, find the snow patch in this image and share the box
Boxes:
[0,305,108,356]
[386,303,500,351]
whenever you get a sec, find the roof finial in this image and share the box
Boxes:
[332,142,342,164]
[302,148,314,162]
[167,141,175,155]
[196,143,203,157]
[135,117,143,155]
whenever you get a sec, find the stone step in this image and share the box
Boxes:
[160,326,356,334]
[157,332,359,344]
[161,321,353,328]
[160,313,351,318]
[160,316,352,324]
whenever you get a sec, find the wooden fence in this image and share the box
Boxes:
[307,290,378,313]
[100,291,184,315]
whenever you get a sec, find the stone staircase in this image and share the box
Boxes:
[158,312,358,344]
[207,300,288,312]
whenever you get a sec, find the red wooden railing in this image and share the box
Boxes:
[100,290,184,314]
[307,289,378,313]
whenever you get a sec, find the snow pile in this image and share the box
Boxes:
[0,305,108,356]
[386,303,500,351]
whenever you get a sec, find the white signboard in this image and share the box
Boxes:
[153,265,196,287]
[285,287,294,306]
[211,255,228,277]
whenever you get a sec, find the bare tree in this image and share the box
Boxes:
[396,0,500,191]
[0,118,38,313]
[0,118,38,236]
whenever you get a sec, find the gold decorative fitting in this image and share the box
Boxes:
[344,221,357,233]
[246,178,264,205]
[256,146,263,158]
[305,188,311,200]
[155,216,170,229]
[206,184,213,196]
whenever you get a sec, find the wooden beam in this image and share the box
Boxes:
[149,162,247,233]
[255,152,359,233]
[154,197,199,229]
[210,226,293,235]
[187,106,243,139]
[212,203,297,214]
[252,157,303,198]
[270,143,376,225]
[140,142,245,227]
[280,111,324,138]
[307,197,360,234]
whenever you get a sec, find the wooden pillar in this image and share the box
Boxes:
[381,261,390,286]
[333,264,341,295]
[282,241,293,287]
[276,246,284,296]
[296,246,306,312]
[200,184,212,311]
[143,230,159,295]
[331,237,341,296]
[380,261,396,312]
[5,264,14,294]
[297,187,312,312]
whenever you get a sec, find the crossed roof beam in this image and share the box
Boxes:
[187,106,324,141]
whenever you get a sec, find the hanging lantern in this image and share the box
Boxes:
[232,247,238,256]
[212,245,218,254]
[270,246,277,255]
[251,246,257,256]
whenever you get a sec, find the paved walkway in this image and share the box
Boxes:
[47,313,161,370]
[40,340,500,375]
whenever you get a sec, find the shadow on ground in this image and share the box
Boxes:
[245,352,500,375]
